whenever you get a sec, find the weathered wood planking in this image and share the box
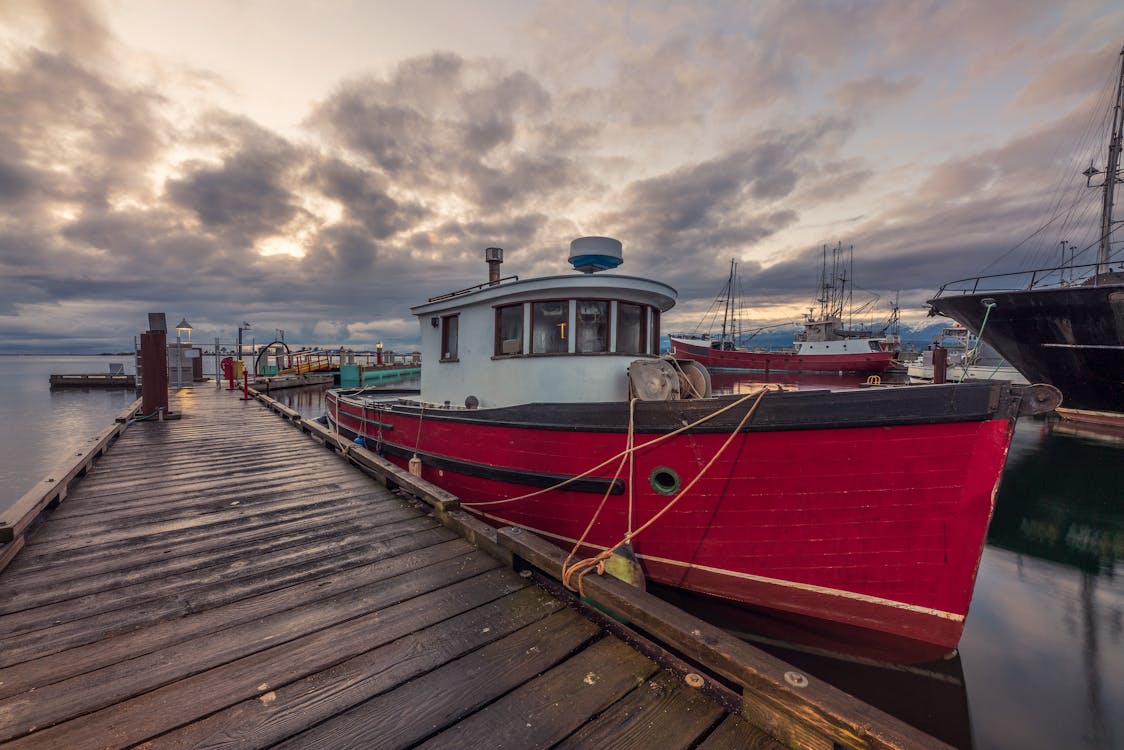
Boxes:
[0,386,798,749]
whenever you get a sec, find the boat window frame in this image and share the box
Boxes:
[616,301,648,355]
[440,314,460,362]
[493,302,525,356]
[574,298,612,354]
[530,298,572,354]
[487,298,662,358]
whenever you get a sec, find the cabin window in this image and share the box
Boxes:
[576,300,609,353]
[531,300,569,353]
[495,304,524,355]
[616,302,646,354]
[440,315,459,361]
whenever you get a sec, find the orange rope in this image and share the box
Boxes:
[561,399,637,590]
[561,386,774,596]
[462,388,764,509]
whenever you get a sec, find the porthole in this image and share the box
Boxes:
[649,466,681,495]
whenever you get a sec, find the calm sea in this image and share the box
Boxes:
[0,359,1120,749]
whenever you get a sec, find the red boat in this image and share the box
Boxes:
[327,237,1059,662]
[669,247,902,374]
[668,335,898,374]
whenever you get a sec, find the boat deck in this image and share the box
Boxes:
[0,385,949,749]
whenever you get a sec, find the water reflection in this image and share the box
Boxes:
[272,378,420,419]
[990,421,1123,574]
[962,419,1122,750]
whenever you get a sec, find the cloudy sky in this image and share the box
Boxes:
[1,0,1122,353]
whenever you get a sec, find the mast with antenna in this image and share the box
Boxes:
[1082,45,1124,276]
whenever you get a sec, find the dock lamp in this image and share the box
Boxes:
[174,318,192,387]
[237,321,252,364]
[377,340,384,366]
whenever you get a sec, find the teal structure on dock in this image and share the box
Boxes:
[339,364,420,388]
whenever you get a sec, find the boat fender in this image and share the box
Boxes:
[408,454,423,477]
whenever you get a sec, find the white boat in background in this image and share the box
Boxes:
[906,324,1028,384]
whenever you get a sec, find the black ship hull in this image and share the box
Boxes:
[928,283,1124,414]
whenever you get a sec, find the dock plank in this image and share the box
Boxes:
[552,670,727,749]
[273,607,605,750]
[412,635,660,750]
[136,590,580,750]
[0,529,461,673]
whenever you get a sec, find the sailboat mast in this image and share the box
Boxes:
[1098,45,1124,274]
[721,258,735,347]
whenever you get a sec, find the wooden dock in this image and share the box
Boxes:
[0,385,950,749]
[48,373,136,388]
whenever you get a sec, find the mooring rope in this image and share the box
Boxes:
[560,385,774,597]
[957,300,998,384]
[460,388,768,509]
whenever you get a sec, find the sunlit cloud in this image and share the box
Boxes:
[0,0,1121,353]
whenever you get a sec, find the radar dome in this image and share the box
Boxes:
[569,236,623,273]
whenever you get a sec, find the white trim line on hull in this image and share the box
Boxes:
[470,508,965,623]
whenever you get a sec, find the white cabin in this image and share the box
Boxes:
[410,239,676,409]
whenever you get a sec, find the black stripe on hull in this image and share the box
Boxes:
[330,418,625,495]
[334,380,1038,434]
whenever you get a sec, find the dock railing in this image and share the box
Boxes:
[0,398,142,571]
[930,259,1117,297]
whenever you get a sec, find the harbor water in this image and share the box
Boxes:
[0,357,1120,749]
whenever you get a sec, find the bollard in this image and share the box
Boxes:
[242,369,251,400]
[933,345,948,385]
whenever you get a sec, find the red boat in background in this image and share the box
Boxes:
[327,237,1060,662]
[668,335,898,374]
[670,247,902,375]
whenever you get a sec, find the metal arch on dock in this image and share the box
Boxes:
[0,386,949,749]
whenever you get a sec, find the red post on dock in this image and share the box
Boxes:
[139,330,169,417]
[242,369,250,400]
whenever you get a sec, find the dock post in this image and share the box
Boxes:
[933,345,948,384]
[139,324,169,418]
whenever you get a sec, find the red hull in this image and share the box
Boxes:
[670,337,898,374]
[328,389,1017,660]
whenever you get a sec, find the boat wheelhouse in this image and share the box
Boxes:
[414,238,677,409]
[328,236,1059,663]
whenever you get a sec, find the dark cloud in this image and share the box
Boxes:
[308,158,428,239]
[2,0,1123,353]
[307,52,586,215]
[165,115,304,244]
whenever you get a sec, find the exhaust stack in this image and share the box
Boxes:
[485,247,503,284]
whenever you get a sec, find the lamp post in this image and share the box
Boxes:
[174,318,192,388]
[237,321,252,372]
[376,340,384,366]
